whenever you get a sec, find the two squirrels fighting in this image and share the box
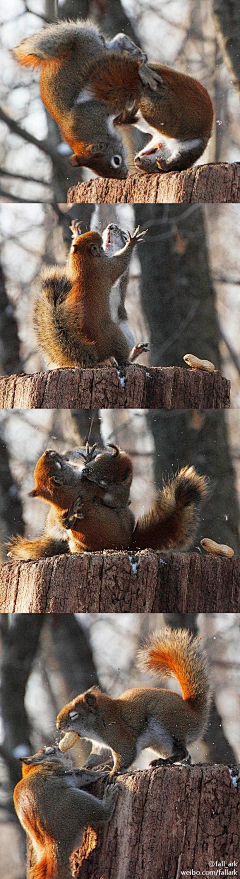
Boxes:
[14,20,213,177]
[8,442,207,560]
[33,220,148,370]
[14,626,211,879]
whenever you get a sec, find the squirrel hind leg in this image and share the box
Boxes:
[150,743,191,767]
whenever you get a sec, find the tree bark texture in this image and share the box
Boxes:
[0,367,230,409]
[27,766,240,879]
[1,551,239,613]
[68,164,240,205]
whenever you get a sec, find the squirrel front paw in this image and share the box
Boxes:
[138,63,163,92]
[127,226,148,247]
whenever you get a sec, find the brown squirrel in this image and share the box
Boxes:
[13,745,119,879]
[33,225,146,369]
[8,444,207,560]
[56,627,211,773]
[14,20,213,175]
[13,23,159,177]
[72,220,136,351]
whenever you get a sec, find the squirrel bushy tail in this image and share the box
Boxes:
[13,20,101,67]
[32,267,98,369]
[131,466,207,551]
[139,626,211,728]
[29,850,59,879]
[8,534,69,561]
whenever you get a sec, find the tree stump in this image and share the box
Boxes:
[0,366,230,409]
[1,551,239,613]
[68,163,240,204]
[27,765,240,879]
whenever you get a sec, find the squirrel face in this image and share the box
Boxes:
[102,224,128,256]
[20,746,72,777]
[57,687,106,741]
[82,444,133,489]
[70,138,128,179]
[29,450,82,509]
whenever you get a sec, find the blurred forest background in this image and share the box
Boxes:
[0,0,240,201]
[0,612,240,879]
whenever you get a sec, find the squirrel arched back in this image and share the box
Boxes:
[14,20,213,175]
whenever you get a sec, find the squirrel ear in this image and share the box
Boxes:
[70,153,83,167]
[90,142,107,157]
[69,143,106,166]
[108,443,120,457]
[83,691,97,709]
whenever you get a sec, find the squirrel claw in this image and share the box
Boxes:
[129,342,149,362]
[139,63,163,91]
[127,226,148,246]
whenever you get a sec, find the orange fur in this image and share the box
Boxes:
[57,628,211,772]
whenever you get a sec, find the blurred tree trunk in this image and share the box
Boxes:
[134,204,220,369]
[213,0,240,96]
[133,205,239,552]
[0,614,44,790]
[0,430,24,551]
[0,266,22,376]
[50,614,99,697]
[59,410,102,447]
[147,410,239,552]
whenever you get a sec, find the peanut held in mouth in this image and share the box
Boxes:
[200,538,234,558]
[58,731,79,752]
[183,354,215,372]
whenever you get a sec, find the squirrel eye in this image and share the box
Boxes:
[111,155,122,167]
[89,244,99,256]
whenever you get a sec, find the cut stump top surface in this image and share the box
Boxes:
[0,366,230,409]
[1,551,239,613]
[68,163,240,204]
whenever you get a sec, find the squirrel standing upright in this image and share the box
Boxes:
[33,225,146,369]
[14,20,213,175]
[71,220,135,351]
[13,745,119,879]
[8,444,207,560]
[57,627,211,773]
[101,222,135,349]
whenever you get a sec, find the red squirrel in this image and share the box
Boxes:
[13,23,159,177]
[33,225,146,369]
[70,219,146,358]
[14,20,213,175]
[71,220,136,352]
[57,626,211,773]
[8,444,207,560]
[13,745,119,879]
